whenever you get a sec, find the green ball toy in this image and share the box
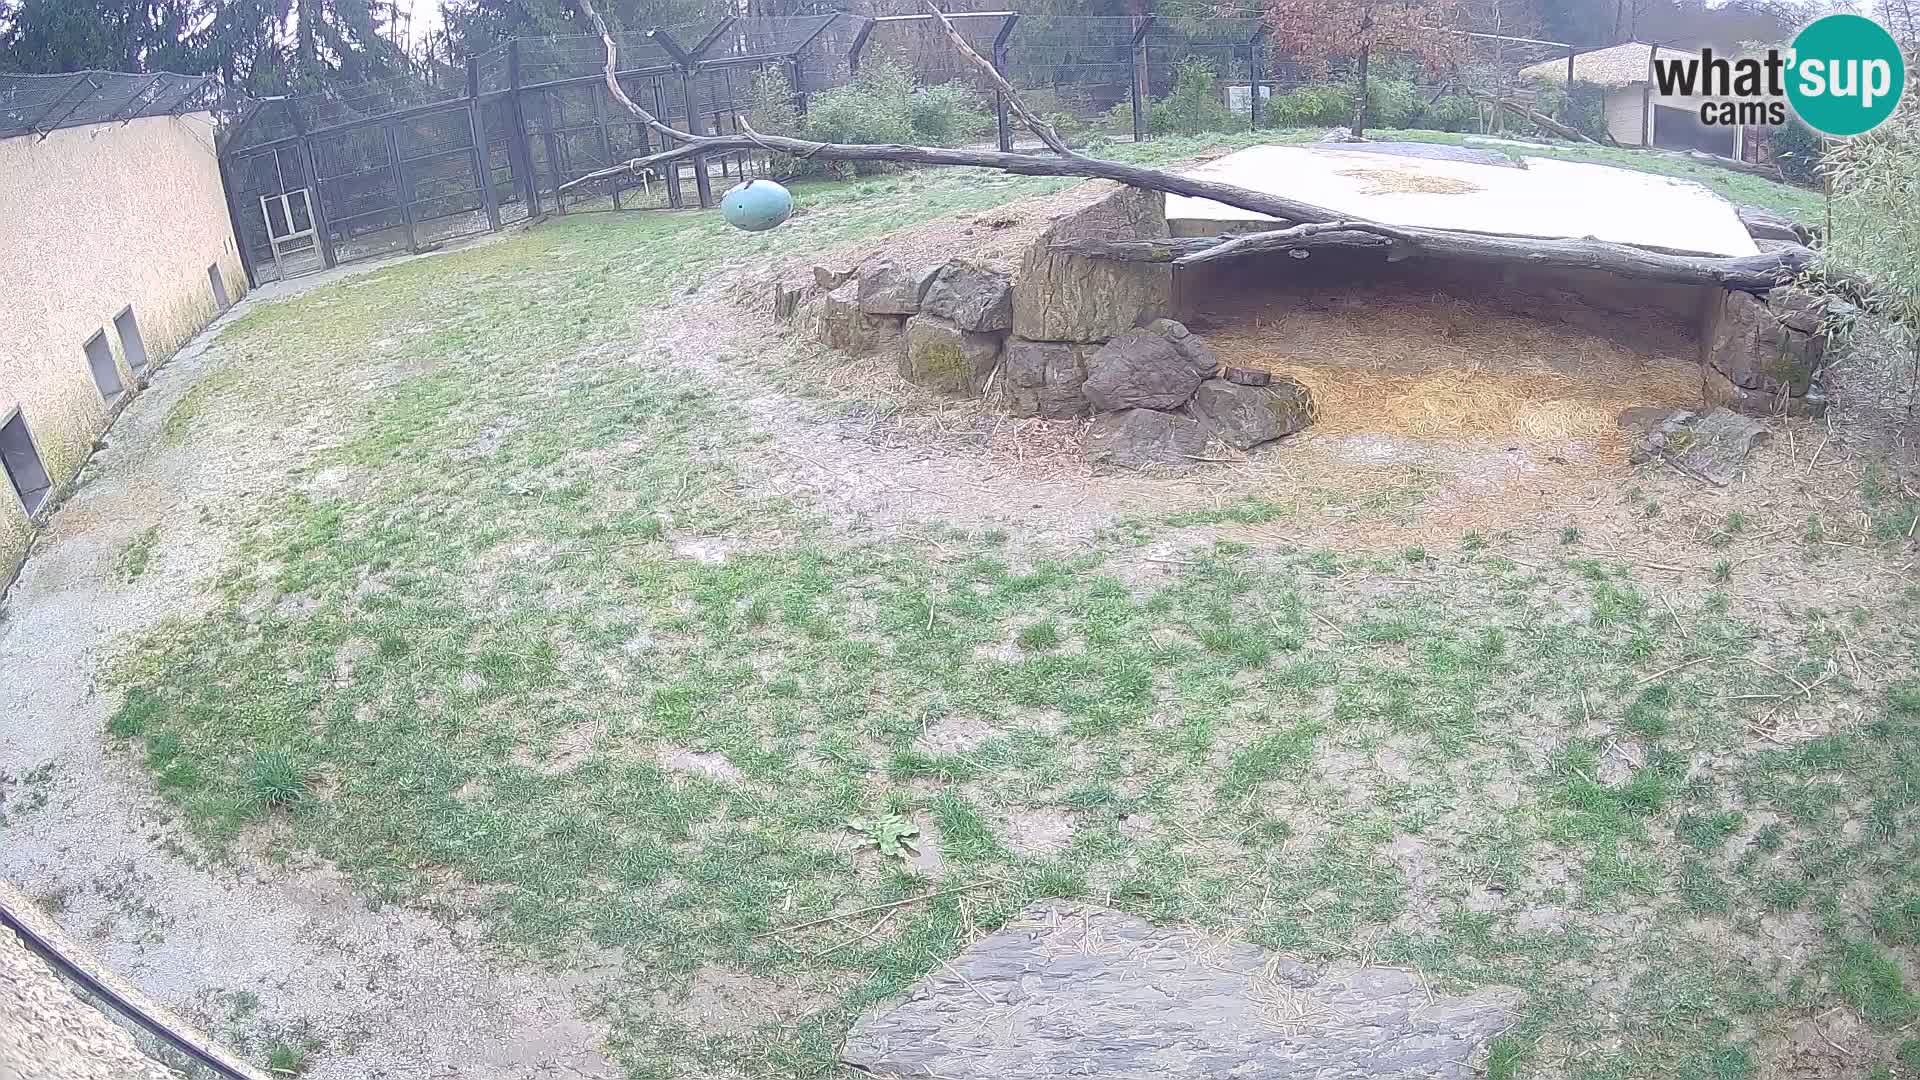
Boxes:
[720,178,794,232]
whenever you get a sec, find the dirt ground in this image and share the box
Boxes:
[3,168,1918,1080]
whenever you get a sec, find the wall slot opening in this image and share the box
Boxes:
[84,329,123,402]
[208,264,230,311]
[1,409,52,514]
[114,306,149,375]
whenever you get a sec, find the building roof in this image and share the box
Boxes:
[0,70,216,142]
[1520,42,1657,89]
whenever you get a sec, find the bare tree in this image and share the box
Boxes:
[1263,0,1469,137]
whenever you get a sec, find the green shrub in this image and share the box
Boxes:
[1141,57,1241,136]
[1019,85,1097,142]
[1420,93,1478,132]
[806,60,916,149]
[1769,115,1826,185]
[1265,82,1353,128]
[798,61,991,175]
[1365,78,1424,130]
[1525,76,1607,141]
[742,66,806,175]
[906,81,992,145]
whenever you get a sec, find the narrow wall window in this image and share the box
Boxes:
[0,409,52,514]
[84,330,123,402]
[114,306,149,375]
[208,264,230,312]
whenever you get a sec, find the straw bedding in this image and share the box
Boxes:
[1201,289,1702,452]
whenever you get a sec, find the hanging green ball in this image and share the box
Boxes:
[720,178,794,232]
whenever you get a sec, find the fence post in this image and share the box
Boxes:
[383,123,419,251]
[784,56,806,120]
[590,77,620,209]
[1247,27,1266,132]
[991,13,1019,152]
[655,79,682,208]
[466,57,503,231]
[217,155,260,288]
[681,70,714,208]
[848,17,876,77]
[1130,16,1156,143]
[1563,46,1575,122]
[538,85,566,215]
[506,41,540,217]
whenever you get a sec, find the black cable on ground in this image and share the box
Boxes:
[0,897,259,1080]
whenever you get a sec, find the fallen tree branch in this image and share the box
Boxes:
[1055,225,1814,289]
[922,2,1074,157]
[1466,90,1597,144]
[559,127,1356,224]
[579,0,683,148]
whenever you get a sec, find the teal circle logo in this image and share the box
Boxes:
[1786,14,1905,136]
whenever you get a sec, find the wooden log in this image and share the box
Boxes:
[1465,90,1596,144]
[1053,225,1813,291]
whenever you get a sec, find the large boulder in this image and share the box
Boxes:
[1703,367,1828,417]
[814,262,857,291]
[1083,323,1216,412]
[923,260,1013,332]
[1629,407,1772,486]
[901,315,1001,396]
[1736,204,1810,245]
[1002,338,1092,419]
[1187,377,1314,449]
[1701,286,1842,415]
[859,260,938,316]
[1013,185,1173,342]
[1086,408,1207,470]
[821,281,907,356]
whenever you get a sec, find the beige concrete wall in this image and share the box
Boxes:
[0,112,246,583]
[1605,86,1649,146]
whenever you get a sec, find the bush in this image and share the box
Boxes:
[1265,82,1353,129]
[1019,85,1097,142]
[1420,94,1478,132]
[1526,76,1607,141]
[797,60,990,176]
[1768,116,1826,185]
[806,61,916,149]
[905,81,992,145]
[1365,78,1424,130]
[1141,57,1241,136]
[742,66,806,175]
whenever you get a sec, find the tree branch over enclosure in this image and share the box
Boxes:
[566,0,1813,291]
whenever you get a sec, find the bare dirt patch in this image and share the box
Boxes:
[656,745,743,782]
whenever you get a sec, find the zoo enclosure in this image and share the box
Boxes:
[215,12,1577,286]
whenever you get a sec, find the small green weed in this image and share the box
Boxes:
[114,526,160,581]
[247,751,307,809]
[846,814,920,859]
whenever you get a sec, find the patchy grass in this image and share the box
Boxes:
[93,165,1919,1079]
[114,525,159,581]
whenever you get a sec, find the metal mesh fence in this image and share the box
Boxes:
[210,11,1583,283]
[0,70,216,140]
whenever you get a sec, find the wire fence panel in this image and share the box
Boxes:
[0,70,216,140]
[212,12,1584,283]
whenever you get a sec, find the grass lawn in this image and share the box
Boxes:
[96,155,1920,1080]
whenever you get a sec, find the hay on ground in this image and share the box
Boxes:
[1205,291,1702,452]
